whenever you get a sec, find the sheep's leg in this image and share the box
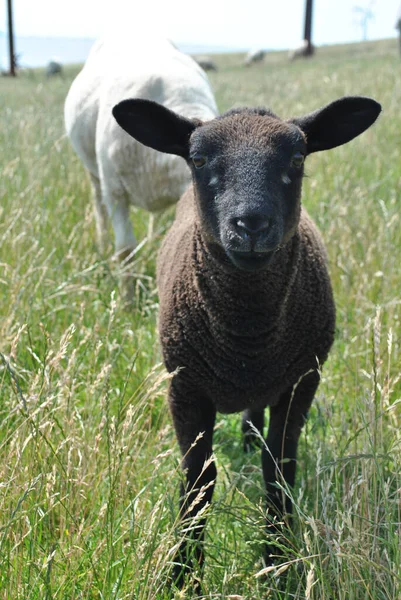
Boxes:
[147,213,155,242]
[262,370,320,564]
[108,198,137,259]
[103,192,137,301]
[90,173,109,253]
[241,408,265,452]
[169,379,216,587]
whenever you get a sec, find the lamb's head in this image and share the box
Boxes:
[185,107,308,271]
[113,96,381,272]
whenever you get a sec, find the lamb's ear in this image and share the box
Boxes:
[290,96,381,154]
[112,99,200,159]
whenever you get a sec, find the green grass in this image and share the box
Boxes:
[1,38,400,598]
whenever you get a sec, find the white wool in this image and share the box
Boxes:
[64,36,218,256]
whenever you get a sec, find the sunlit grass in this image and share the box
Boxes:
[0,38,400,598]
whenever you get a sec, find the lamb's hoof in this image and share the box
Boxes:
[262,537,290,575]
[170,564,186,589]
[170,561,201,593]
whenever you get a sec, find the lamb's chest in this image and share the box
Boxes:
[162,318,306,414]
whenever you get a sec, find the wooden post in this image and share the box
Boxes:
[7,0,16,76]
[397,3,401,56]
[303,0,314,56]
[398,20,401,56]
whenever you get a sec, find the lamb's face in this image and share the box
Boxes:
[188,109,307,272]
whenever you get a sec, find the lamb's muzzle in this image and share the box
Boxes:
[226,211,283,270]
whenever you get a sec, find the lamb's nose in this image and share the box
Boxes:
[235,216,271,239]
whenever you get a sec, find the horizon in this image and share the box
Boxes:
[0,31,399,69]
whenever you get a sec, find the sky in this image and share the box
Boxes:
[0,0,400,52]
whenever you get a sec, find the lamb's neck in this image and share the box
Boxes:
[192,226,299,338]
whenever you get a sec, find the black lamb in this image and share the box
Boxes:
[113,95,381,585]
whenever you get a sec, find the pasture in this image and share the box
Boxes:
[0,38,400,599]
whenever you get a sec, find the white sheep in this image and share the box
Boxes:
[288,39,314,61]
[244,48,265,67]
[64,35,218,293]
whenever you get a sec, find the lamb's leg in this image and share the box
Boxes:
[262,370,320,564]
[90,173,109,253]
[168,378,216,588]
[242,408,265,452]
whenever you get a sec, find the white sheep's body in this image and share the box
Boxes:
[64,36,218,260]
[244,48,265,66]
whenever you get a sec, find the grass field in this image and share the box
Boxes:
[1,38,401,599]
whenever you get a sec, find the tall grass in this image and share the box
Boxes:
[0,39,400,598]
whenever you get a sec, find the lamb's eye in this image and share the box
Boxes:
[192,154,207,169]
[291,152,305,168]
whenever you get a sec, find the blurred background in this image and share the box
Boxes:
[0,0,400,69]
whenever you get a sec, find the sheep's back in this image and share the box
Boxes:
[65,36,218,210]
[98,42,217,209]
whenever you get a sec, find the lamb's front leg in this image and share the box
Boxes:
[262,370,320,564]
[168,378,216,587]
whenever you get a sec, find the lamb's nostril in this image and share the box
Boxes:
[235,216,271,236]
